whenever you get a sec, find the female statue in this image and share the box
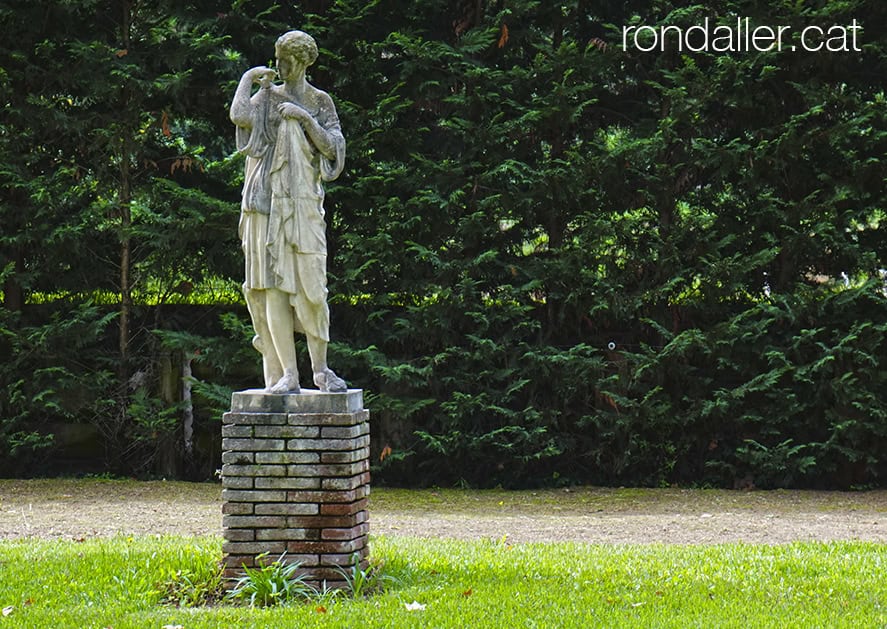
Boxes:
[230,30,347,394]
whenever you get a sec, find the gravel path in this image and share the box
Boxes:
[1,479,885,544]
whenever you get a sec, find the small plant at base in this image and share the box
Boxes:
[226,552,312,607]
[311,580,344,605]
[334,553,393,597]
[161,566,224,607]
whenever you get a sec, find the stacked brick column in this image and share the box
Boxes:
[221,389,369,587]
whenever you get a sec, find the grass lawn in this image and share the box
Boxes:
[0,535,884,628]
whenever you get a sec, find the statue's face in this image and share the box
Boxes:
[275,52,299,81]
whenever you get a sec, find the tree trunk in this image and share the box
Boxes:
[118,0,134,370]
[182,354,194,463]
[157,350,182,478]
[119,180,132,367]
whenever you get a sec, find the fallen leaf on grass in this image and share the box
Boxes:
[405,601,426,611]
[462,589,473,597]
[315,605,327,614]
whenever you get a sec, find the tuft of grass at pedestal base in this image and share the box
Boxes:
[0,535,884,628]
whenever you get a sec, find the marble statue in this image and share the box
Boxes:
[230,30,347,394]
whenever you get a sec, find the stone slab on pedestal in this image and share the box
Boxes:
[230,389,365,414]
[221,388,370,588]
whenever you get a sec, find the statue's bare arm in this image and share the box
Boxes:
[230,66,276,128]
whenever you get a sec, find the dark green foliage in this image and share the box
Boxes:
[0,0,884,487]
[0,298,118,475]
[0,0,256,476]
[313,0,887,488]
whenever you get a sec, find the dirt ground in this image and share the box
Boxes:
[0,479,885,544]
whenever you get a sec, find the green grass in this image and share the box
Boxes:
[0,536,884,628]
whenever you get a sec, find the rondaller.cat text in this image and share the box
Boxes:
[623,18,862,53]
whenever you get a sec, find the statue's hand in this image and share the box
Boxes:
[248,66,276,88]
[277,102,311,122]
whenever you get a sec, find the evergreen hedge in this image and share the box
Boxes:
[1,0,884,487]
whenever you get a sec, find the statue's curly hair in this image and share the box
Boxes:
[275,30,318,67]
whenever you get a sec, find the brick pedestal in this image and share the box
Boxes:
[221,389,369,587]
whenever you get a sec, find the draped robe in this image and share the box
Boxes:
[235,84,345,342]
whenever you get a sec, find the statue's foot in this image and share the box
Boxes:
[268,369,300,394]
[314,368,347,393]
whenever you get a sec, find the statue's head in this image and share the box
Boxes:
[275,30,318,68]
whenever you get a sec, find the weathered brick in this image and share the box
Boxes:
[320,498,368,516]
[255,503,320,516]
[223,554,255,569]
[285,485,368,504]
[316,546,369,566]
[288,409,369,427]
[222,424,254,438]
[286,435,370,451]
[285,539,365,555]
[222,489,287,503]
[254,477,320,490]
[223,529,255,542]
[280,553,320,567]
[221,463,287,477]
[222,502,254,515]
[224,411,288,425]
[222,451,254,464]
[223,541,286,555]
[320,447,370,464]
[254,425,320,439]
[288,460,368,478]
[321,522,369,541]
[223,515,287,529]
[321,472,370,491]
[256,528,321,541]
[222,438,286,452]
[255,451,320,465]
[222,476,253,489]
[320,423,369,439]
[287,514,362,529]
